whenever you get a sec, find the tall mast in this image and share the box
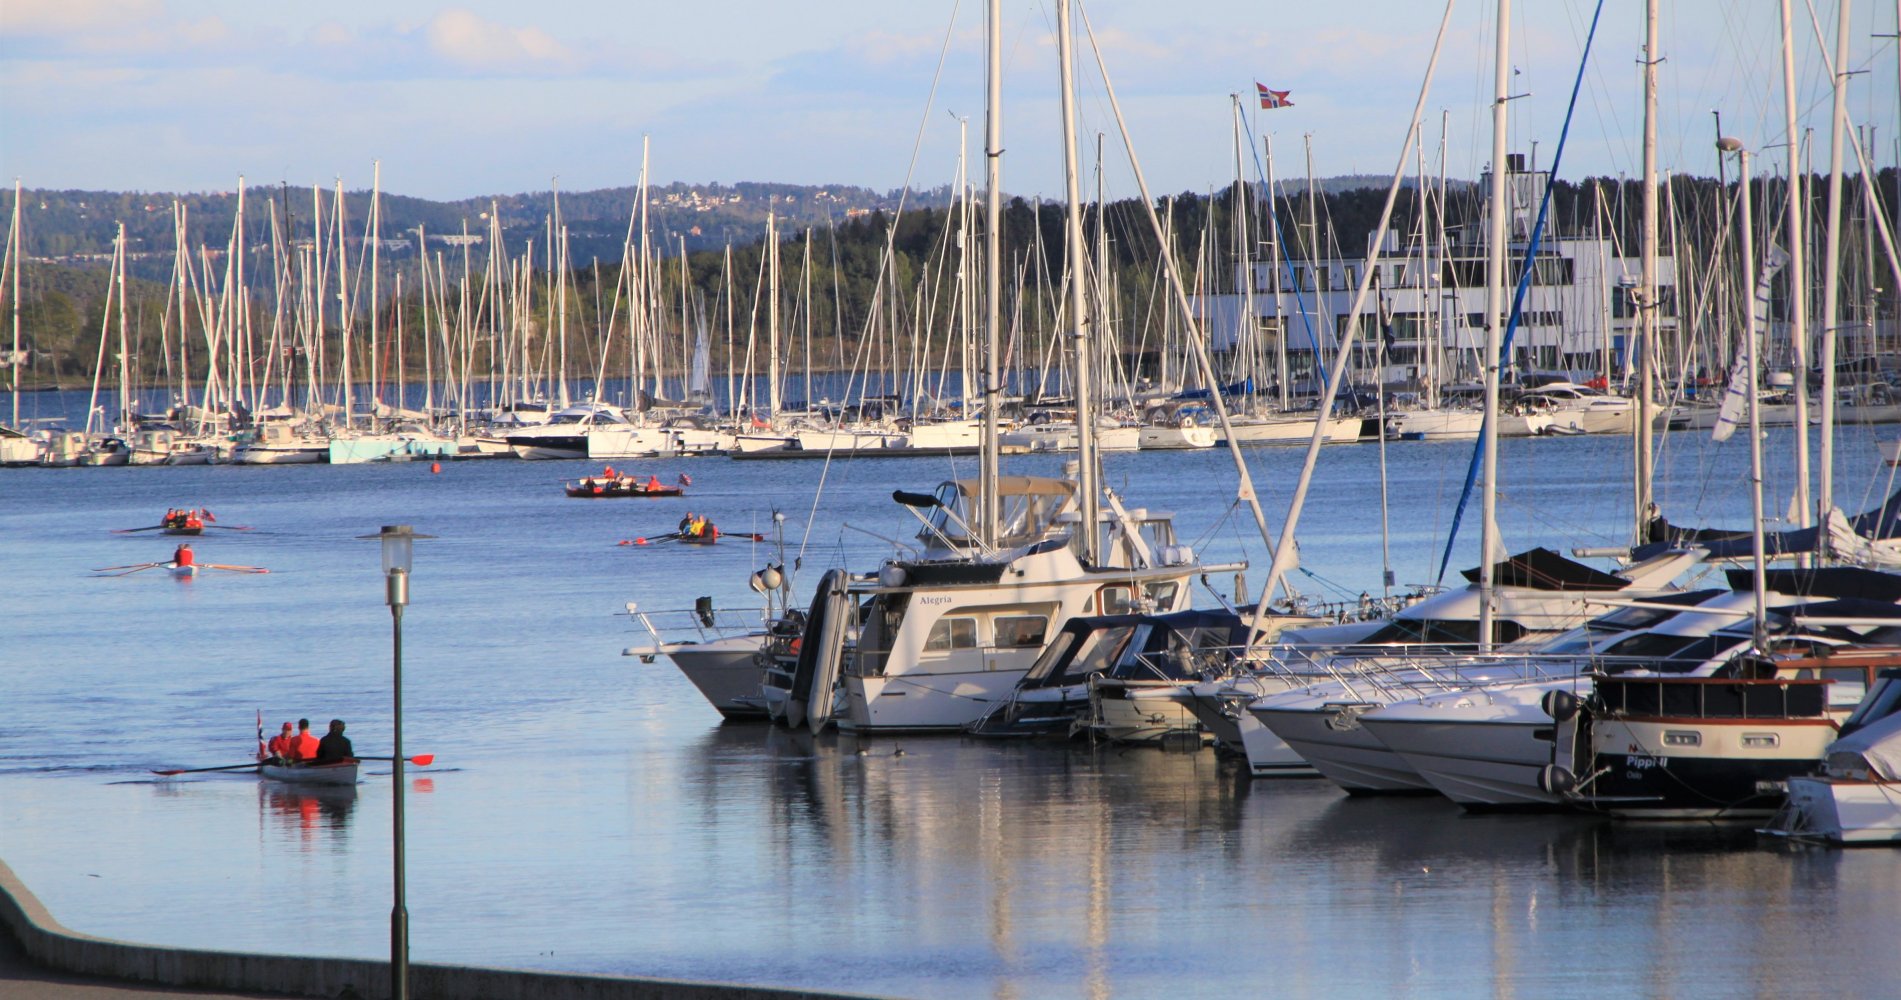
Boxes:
[1636,0,1660,538]
[1778,0,1813,532]
[116,223,131,431]
[1056,0,1098,565]
[1818,0,1855,523]
[767,205,781,418]
[980,0,1004,546]
[369,160,383,417]
[1727,139,1771,650]
[1479,0,1512,651]
[8,178,19,430]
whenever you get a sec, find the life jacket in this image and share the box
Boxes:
[174,547,195,567]
[291,732,320,761]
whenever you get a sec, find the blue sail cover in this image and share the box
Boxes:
[1173,378,1254,402]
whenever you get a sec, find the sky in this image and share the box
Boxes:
[2,1,1897,200]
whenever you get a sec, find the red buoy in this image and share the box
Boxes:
[430,462,442,474]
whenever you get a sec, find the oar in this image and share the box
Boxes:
[618,532,683,546]
[355,754,436,766]
[111,525,167,534]
[152,761,262,776]
[94,562,165,577]
[202,563,270,574]
[204,524,254,532]
[94,561,163,572]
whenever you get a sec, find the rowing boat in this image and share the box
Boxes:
[565,478,685,498]
[258,760,359,786]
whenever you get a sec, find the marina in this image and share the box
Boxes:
[10,0,1901,997]
[4,432,1901,997]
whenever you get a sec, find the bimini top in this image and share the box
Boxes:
[945,476,1077,498]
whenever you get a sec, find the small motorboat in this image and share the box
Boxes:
[258,760,360,786]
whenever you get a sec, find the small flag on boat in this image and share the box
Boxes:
[1256,83,1293,110]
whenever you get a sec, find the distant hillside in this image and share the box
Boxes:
[8,181,961,273]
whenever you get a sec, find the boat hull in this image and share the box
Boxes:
[259,761,359,786]
[1774,777,1901,843]
[1250,703,1436,794]
[663,634,770,719]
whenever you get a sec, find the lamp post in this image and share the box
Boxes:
[358,524,432,1000]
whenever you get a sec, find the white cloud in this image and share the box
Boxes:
[0,0,162,34]
[422,8,575,75]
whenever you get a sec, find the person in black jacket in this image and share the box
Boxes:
[314,719,355,763]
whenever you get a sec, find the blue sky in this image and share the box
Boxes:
[2,1,1895,199]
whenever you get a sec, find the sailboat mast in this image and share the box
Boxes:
[767,206,781,418]
[370,160,383,417]
[8,178,19,430]
[1636,0,1660,538]
[981,0,1003,547]
[1778,0,1813,531]
[1056,0,1099,565]
[1479,0,1512,651]
[1732,141,1770,649]
[1817,0,1854,523]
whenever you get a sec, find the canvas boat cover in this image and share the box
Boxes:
[1458,547,1629,591]
[1826,711,1901,782]
[1637,488,1901,562]
[1721,566,1901,602]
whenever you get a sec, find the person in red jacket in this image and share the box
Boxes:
[260,722,295,762]
[290,719,321,761]
[173,543,194,567]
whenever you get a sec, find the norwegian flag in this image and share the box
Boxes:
[1256,83,1294,110]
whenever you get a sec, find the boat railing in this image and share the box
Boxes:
[1594,675,1836,721]
[1209,645,1664,703]
[623,604,772,646]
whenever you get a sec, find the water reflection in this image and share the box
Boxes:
[259,781,357,845]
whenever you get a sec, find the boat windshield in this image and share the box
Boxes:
[921,478,1076,549]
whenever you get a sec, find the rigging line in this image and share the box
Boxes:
[1236,116,1327,370]
[1435,0,1610,585]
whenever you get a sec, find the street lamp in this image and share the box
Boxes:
[357,524,433,1000]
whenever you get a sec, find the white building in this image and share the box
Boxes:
[1195,156,1680,394]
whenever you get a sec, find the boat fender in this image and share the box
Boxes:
[1540,689,1580,723]
[1537,764,1577,796]
[878,564,907,588]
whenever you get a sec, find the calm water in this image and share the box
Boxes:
[3,428,1900,998]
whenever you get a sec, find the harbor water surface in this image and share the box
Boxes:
[4,429,1901,998]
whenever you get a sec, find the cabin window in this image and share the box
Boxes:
[1099,585,1137,615]
[1144,581,1179,610]
[1821,668,1868,708]
[1741,733,1780,749]
[1662,731,1701,747]
[994,616,1049,648]
[924,617,978,652]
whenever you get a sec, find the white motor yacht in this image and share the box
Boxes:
[1246,548,1700,793]
[811,475,1238,733]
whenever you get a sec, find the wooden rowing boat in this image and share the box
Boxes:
[258,760,359,786]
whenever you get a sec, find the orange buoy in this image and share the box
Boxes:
[430,462,441,474]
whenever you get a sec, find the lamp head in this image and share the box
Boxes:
[1716,136,1745,153]
[357,524,435,579]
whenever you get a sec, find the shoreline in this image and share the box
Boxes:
[0,857,880,1000]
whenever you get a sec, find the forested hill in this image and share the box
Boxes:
[13,181,949,266]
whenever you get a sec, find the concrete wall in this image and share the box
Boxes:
[1,858,876,1000]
